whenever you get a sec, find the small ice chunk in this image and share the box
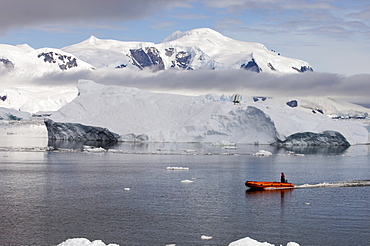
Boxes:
[166,166,189,170]
[201,235,213,240]
[253,150,272,156]
[181,179,194,183]
[83,146,106,152]
[57,238,119,246]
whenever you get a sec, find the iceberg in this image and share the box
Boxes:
[45,80,369,145]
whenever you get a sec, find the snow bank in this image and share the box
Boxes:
[46,80,369,145]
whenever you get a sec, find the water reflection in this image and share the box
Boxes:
[245,188,294,209]
[47,139,352,156]
[276,145,349,155]
[47,139,118,150]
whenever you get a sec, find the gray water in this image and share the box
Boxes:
[0,140,369,246]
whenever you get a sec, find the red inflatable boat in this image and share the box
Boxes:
[245,181,294,189]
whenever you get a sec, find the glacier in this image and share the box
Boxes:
[45,80,369,146]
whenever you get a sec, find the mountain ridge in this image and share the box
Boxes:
[61,28,313,73]
[0,28,313,75]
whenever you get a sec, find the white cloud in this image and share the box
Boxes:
[0,0,194,31]
[27,69,370,106]
[202,0,334,11]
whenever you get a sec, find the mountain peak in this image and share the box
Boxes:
[163,28,227,42]
[88,35,98,45]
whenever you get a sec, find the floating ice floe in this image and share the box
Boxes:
[57,238,119,246]
[211,140,236,147]
[180,149,196,153]
[58,236,300,246]
[201,235,213,240]
[166,166,190,170]
[228,237,300,246]
[253,150,273,156]
[181,179,194,183]
[224,146,238,150]
[83,146,106,152]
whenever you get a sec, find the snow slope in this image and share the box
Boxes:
[0,43,93,113]
[47,80,369,145]
[62,28,312,73]
[0,43,94,77]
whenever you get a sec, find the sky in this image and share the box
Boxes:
[0,0,370,106]
[0,0,370,76]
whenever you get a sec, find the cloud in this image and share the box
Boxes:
[348,9,370,20]
[0,0,193,32]
[201,0,334,11]
[26,69,370,106]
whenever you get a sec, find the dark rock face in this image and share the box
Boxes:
[0,58,15,69]
[241,58,262,73]
[276,130,350,146]
[130,47,165,71]
[292,66,314,73]
[286,100,298,107]
[175,51,192,69]
[115,64,127,68]
[37,52,78,70]
[267,63,276,71]
[44,119,120,142]
[165,48,175,57]
[146,47,165,71]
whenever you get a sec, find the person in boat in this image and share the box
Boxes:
[281,172,286,183]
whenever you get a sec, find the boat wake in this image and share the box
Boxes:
[294,180,370,189]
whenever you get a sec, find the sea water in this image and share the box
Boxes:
[0,132,369,245]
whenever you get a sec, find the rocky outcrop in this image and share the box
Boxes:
[0,58,15,69]
[37,51,78,70]
[129,47,165,71]
[241,58,262,73]
[292,66,313,73]
[44,119,120,142]
[286,100,298,107]
[175,51,192,69]
[275,130,350,146]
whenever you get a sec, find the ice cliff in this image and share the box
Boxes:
[45,80,369,145]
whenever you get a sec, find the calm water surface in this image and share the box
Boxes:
[0,140,369,246]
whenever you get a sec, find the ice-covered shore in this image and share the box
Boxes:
[46,80,369,145]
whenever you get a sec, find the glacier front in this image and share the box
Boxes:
[45,80,369,145]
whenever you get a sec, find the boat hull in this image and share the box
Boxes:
[245,181,294,189]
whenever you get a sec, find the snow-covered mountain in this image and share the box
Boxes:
[45,80,369,145]
[0,28,314,113]
[62,28,313,73]
[0,43,93,77]
[0,28,312,75]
